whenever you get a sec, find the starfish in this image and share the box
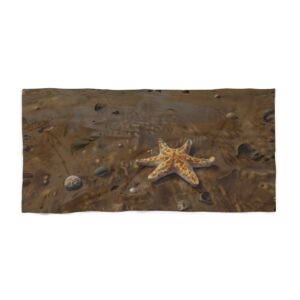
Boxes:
[136,138,215,186]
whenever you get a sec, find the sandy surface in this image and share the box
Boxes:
[22,89,275,212]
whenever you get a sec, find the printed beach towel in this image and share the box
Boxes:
[22,89,275,213]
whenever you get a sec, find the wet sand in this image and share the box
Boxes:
[22,89,275,212]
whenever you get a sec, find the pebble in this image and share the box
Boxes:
[111,185,119,191]
[199,192,211,203]
[23,145,32,152]
[43,174,49,185]
[64,175,83,191]
[263,109,275,122]
[226,112,238,120]
[118,143,124,148]
[177,200,191,211]
[238,143,264,161]
[95,103,105,111]
[94,166,110,177]
[71,139,90,151]
[214,94,221,99]
[129,187,137,193]
[112,110,120,115]
[95,158,100,164]
[34,106,40,111]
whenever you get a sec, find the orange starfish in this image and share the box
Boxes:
[136,139,215,186]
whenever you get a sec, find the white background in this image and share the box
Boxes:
[0,0,299,299]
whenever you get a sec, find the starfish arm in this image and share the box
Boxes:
[174,159,199,186]
[147,158,173,181]
[136,155,161,166]
[185,155,215,167]
[177,139,192,153]
[158,138,170,153]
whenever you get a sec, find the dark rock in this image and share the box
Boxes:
[250,151,264,161]
[94,166,110,177]
[23,145,32,152]
[199,192,211,203]
[263,109,275,122]
[238,143,264,161]
[71,139,90,151]
[95,103,105,111]
[64,175,82,191]
[183,90,190,93]
[214,94,221,99]
[111,185,118,191]
[112,110,120,115]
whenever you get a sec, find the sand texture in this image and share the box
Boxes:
[22,89,275,212]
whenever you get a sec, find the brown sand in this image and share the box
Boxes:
[22,89,275,212]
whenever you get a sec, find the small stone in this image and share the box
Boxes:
[94,166,110,177]
[129,187,137,193]
[34,106,40,111]
[43,174,49,185]
[199,192,211,203]
[23,145,32,152]
[118,143,124,148]
[112,110,120,115]
[238,143,264,161]
[71,139,90,151]
[95,103,105,111]
[110,185,118,191]
[177,200,191,211]
[95,158,100,164]
[226,112,238,120]
[183,90,190,93]
[263,109,274,122]
[64,175,82,191]
[214,94,221,99]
